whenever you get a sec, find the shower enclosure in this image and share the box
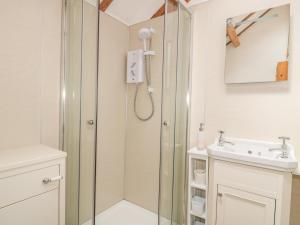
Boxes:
[62,1,191,225]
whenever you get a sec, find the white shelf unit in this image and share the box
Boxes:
[187,148,208,225]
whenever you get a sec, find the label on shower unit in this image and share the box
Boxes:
[127,49,145,83]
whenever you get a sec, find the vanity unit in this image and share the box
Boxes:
[207,136,298,225]
[0,145,66,225]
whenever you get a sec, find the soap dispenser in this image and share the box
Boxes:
[197,123,205,150]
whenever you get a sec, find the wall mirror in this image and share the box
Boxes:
[225,4,290,84]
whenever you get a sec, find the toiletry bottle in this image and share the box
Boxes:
[197,123,205,150]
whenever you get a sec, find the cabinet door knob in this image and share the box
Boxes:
[218,192,223,198]
[43,176,63,184]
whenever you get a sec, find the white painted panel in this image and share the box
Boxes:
[216,185,275,225]
[0,165,59,208]
[0,189,59,225]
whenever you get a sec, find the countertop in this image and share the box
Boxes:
[0,145,66,172]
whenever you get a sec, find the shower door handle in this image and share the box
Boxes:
[87,120,94,126]
[163,121,169,127]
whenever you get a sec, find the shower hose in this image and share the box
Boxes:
[134,42,155,121]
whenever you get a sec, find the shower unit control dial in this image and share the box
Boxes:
[127,49,145,83]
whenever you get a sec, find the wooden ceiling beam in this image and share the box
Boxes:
[227,24,240,47]
[227,9,272,46]
[237,9,272,37]
[99,0,190,19]
[152,0,179,19]
[152,4,166,19]
[225,11,255,47]
[234,12,255,29]
[99,0,113,12]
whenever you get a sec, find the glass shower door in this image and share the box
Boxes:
[171,5,191,225]
[63,1,191,225]
[159,2,191,225]
[63,0,99,225]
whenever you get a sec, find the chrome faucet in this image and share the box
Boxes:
[269,136,290,159]
[218,130,235,146]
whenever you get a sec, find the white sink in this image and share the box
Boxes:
[208,138,298,172]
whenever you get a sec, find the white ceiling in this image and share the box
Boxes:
[100,0,164,26]
[96,0,209,26]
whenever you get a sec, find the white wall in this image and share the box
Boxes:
[190,0,300,224]
[0,0,62,150]
[190,0,300,169]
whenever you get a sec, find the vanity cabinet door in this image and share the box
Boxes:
[0,189,59,225]
[216,185,275,225]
